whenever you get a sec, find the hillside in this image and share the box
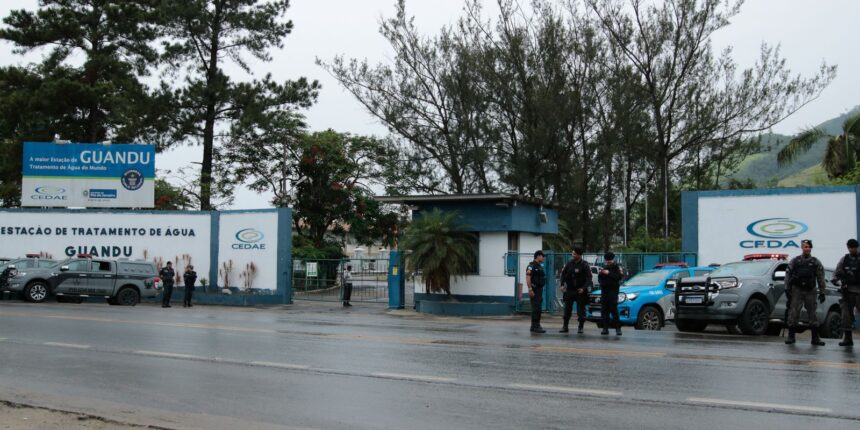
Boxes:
[727,106,860,186]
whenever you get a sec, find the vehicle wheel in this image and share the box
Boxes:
[115,287,140,306]
[738,298,769,335]
[675,319,707,332]
[23,282,49,303]
[635,306,663,330]
[821,311,842,339]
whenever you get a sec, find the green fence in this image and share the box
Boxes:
[506,251,698,313]
[292,258,389,303]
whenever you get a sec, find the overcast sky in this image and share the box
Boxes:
[2,0,858,209]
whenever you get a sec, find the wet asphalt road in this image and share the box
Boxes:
[0,300,858,430]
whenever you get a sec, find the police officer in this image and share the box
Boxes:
[183,265,197,308]
[559,247,592,334]
[832,238,860,347]
[527,250,547,333]
[0,264,15,290]
[160,261,175,308]
[598,252,624,336]
[784,239,827,346]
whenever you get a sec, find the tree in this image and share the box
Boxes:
[587,0,836,238]
[777,111,860,178]
[159,0,319,209]
[154,178,194,210]
[222,124,401,248]
[0,0,162,143]
[399,209,477,295]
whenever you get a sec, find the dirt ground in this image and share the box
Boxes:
[0,403,147,430]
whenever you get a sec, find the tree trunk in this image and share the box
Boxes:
[200,3,224,210]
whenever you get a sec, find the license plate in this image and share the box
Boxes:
[685,295,704,304]
[591,310,601,318]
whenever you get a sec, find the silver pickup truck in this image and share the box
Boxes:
[6,257,161,306]
[674,255,843,337]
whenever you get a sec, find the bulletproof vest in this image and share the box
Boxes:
[792,258,817,290]
[529,262,546,288]
[564,260,590,289]
[843,254,860,285]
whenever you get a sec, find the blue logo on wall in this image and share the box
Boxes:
[121,169,144,191]
[740,218,806,249]
[746,218,808,239]
[85,189,118,199]
[31,186,67,200]
[233,228,266,250]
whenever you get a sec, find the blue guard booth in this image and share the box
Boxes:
[377,194,558,316]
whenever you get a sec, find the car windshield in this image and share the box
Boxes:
[623,271,669,286]
[709,261,773,277]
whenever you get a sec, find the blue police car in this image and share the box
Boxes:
[587,265,715,330]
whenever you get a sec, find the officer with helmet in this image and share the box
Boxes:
[784,239,827,346]
[832,238,860,347]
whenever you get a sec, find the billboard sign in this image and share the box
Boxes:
[695,191,857,266]
[22,142,155,208]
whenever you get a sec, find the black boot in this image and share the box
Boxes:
[560,320,569,333]
[616,327,623,336]
[577,322,584,334]
[601,328,609,335]
[839,330,853,347]
[530,326,546,333]
[811,327,826,346]
[785,327,796,344]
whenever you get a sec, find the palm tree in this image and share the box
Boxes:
[777,111,860,178]
[400,209,476,295]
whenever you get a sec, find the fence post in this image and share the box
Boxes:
[388,250,404,309]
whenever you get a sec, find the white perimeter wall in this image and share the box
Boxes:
[697,192,857,267]
[0,211,211,279]
[217,212,280,291]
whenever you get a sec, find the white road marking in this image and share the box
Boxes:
[134,350,200,360]
[43,342,91,349]
[508,383,623,397]
[686,397,833,414]
[250,361,310,370]
[371,372,456,383]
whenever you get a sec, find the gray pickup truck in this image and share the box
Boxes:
[674,255,843,337]
[6,257,161,306]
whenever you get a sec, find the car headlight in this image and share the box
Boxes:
[618,292,639,303]
[712,279,740,290]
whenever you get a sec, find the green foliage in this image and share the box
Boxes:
[154,179,194,210]
[158,0,319,209]
[777,110,860,179]
[291,235,344,260]
[829,162,860,185]
[617,236,682,253]
[400,209,477,295]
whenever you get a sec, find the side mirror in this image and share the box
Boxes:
[665,280,677,291]
[773,270,785,281]
[60,265,69,272]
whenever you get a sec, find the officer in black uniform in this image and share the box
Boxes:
[527,250,547,333]
[784,239,827,346]
[598,252,625,336]
[183,265,197,308]
[559,247,592,334]
[832,238,860,347]
[0,264,15,291]
[160,261,176,308]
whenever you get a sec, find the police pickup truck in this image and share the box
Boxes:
[6,256,161,306]
[674,254,843,337]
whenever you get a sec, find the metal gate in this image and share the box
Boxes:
[292,258,390,303]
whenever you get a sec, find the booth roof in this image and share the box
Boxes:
[375,193,559,208]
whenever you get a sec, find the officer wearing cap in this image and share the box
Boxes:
[159,261,175,308]
[784,239,827,346]
[832,238,860,347]
[527,250,547,333]
[598,252,625,336]
[559,246,592,334]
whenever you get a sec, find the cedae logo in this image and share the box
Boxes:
[233,228,266,250]
[31,186,67,201]
[740,218,806,249]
